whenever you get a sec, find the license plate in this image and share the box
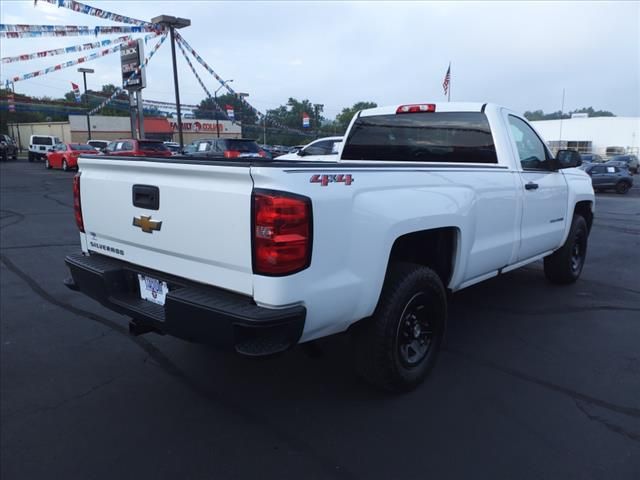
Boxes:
[137,274,169,306]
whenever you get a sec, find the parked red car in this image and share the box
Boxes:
[45,143,96,171]
[103,139,172,157]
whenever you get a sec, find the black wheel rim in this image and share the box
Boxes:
[571,230,586,273]
[396,292,434,368]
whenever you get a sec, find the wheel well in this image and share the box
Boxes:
[574,201,593,232]
[388,227,458,287]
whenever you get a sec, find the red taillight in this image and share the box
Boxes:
[396,104,436,114]
[72,173,84,233]
[253,190,312,276]
[258,149,267,158]
[224,150,240,159]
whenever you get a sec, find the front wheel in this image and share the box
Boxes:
[544,215,588,284]
[353,263,447,392]
[615,181,630,194]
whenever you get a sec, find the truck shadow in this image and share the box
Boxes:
[175,262,611,403]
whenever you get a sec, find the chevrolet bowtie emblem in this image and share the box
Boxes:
[133,215,162,233]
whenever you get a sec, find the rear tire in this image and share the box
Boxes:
[544,215,588,284]
[28,152,34,162]
[353,262,447,392]
[615,181,630,194]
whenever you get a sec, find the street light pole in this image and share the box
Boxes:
[152,15,191,149]
[78,67,94,141]
[214,79,233,138]
[238,92,249,139]
[313,103,323,139]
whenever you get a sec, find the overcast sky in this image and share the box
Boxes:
[1,1,639,119]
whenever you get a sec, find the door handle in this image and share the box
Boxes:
[132,185,160,210]
[525,182,539,190]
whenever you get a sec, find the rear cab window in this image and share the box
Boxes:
[222,139,261,153]
[138,141,169,152]
[341,112,497,163]
[69,144,96,151]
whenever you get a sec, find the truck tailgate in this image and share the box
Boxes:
[78,157,254,295]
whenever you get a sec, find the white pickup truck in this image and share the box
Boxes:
[65,102,594,391]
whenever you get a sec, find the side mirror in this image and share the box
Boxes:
[47,148,54,152]
[296,149,305,157]
[556,149,582,169]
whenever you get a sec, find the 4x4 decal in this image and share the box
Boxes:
[310,174,354,186]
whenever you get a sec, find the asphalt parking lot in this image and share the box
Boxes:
[1,159,639,479]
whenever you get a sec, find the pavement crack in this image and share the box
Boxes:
[0,209,25,230]
[574,399,640,443]
[445,347,640,419]
[42,192,73,209]
[0,253,358,480]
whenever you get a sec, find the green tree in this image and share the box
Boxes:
[524,107,615,121]
[335,101,377,132]
[195,93,258,124]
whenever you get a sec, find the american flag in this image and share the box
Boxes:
[71,82,82,103]
[442,64,451,95]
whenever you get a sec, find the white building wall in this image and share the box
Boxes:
[531,117,640,155]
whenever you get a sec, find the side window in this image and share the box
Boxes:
[507,115,551,170]
[122,141,133,151]
[305,140,332,155]
[593,166,605,174]
[197,141,210,152]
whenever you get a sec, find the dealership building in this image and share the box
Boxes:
[531,116,639,156]
[8,114,241,149]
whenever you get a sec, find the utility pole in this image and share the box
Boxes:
[10,82,22,151]
[136,90,145,139]
[558,88,566,153]
[214,79,233,138]
[152,15,191,149]
[129,93,137,138]
[313,103,323,139]
[238,92,249,138]
[78,68,94,141]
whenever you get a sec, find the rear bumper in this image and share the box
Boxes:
[65,252,305,356]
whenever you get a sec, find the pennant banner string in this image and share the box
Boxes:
[2,34,135,64]
[175,32,313,136]
[34,0,152,27]
[8,41,128,83]
[1,24,160,38]
[88,32,167,115]
[175,38,230,120]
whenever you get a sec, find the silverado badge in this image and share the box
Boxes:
[133,215,162,234]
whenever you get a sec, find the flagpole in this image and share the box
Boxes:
[448,62,451,102]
